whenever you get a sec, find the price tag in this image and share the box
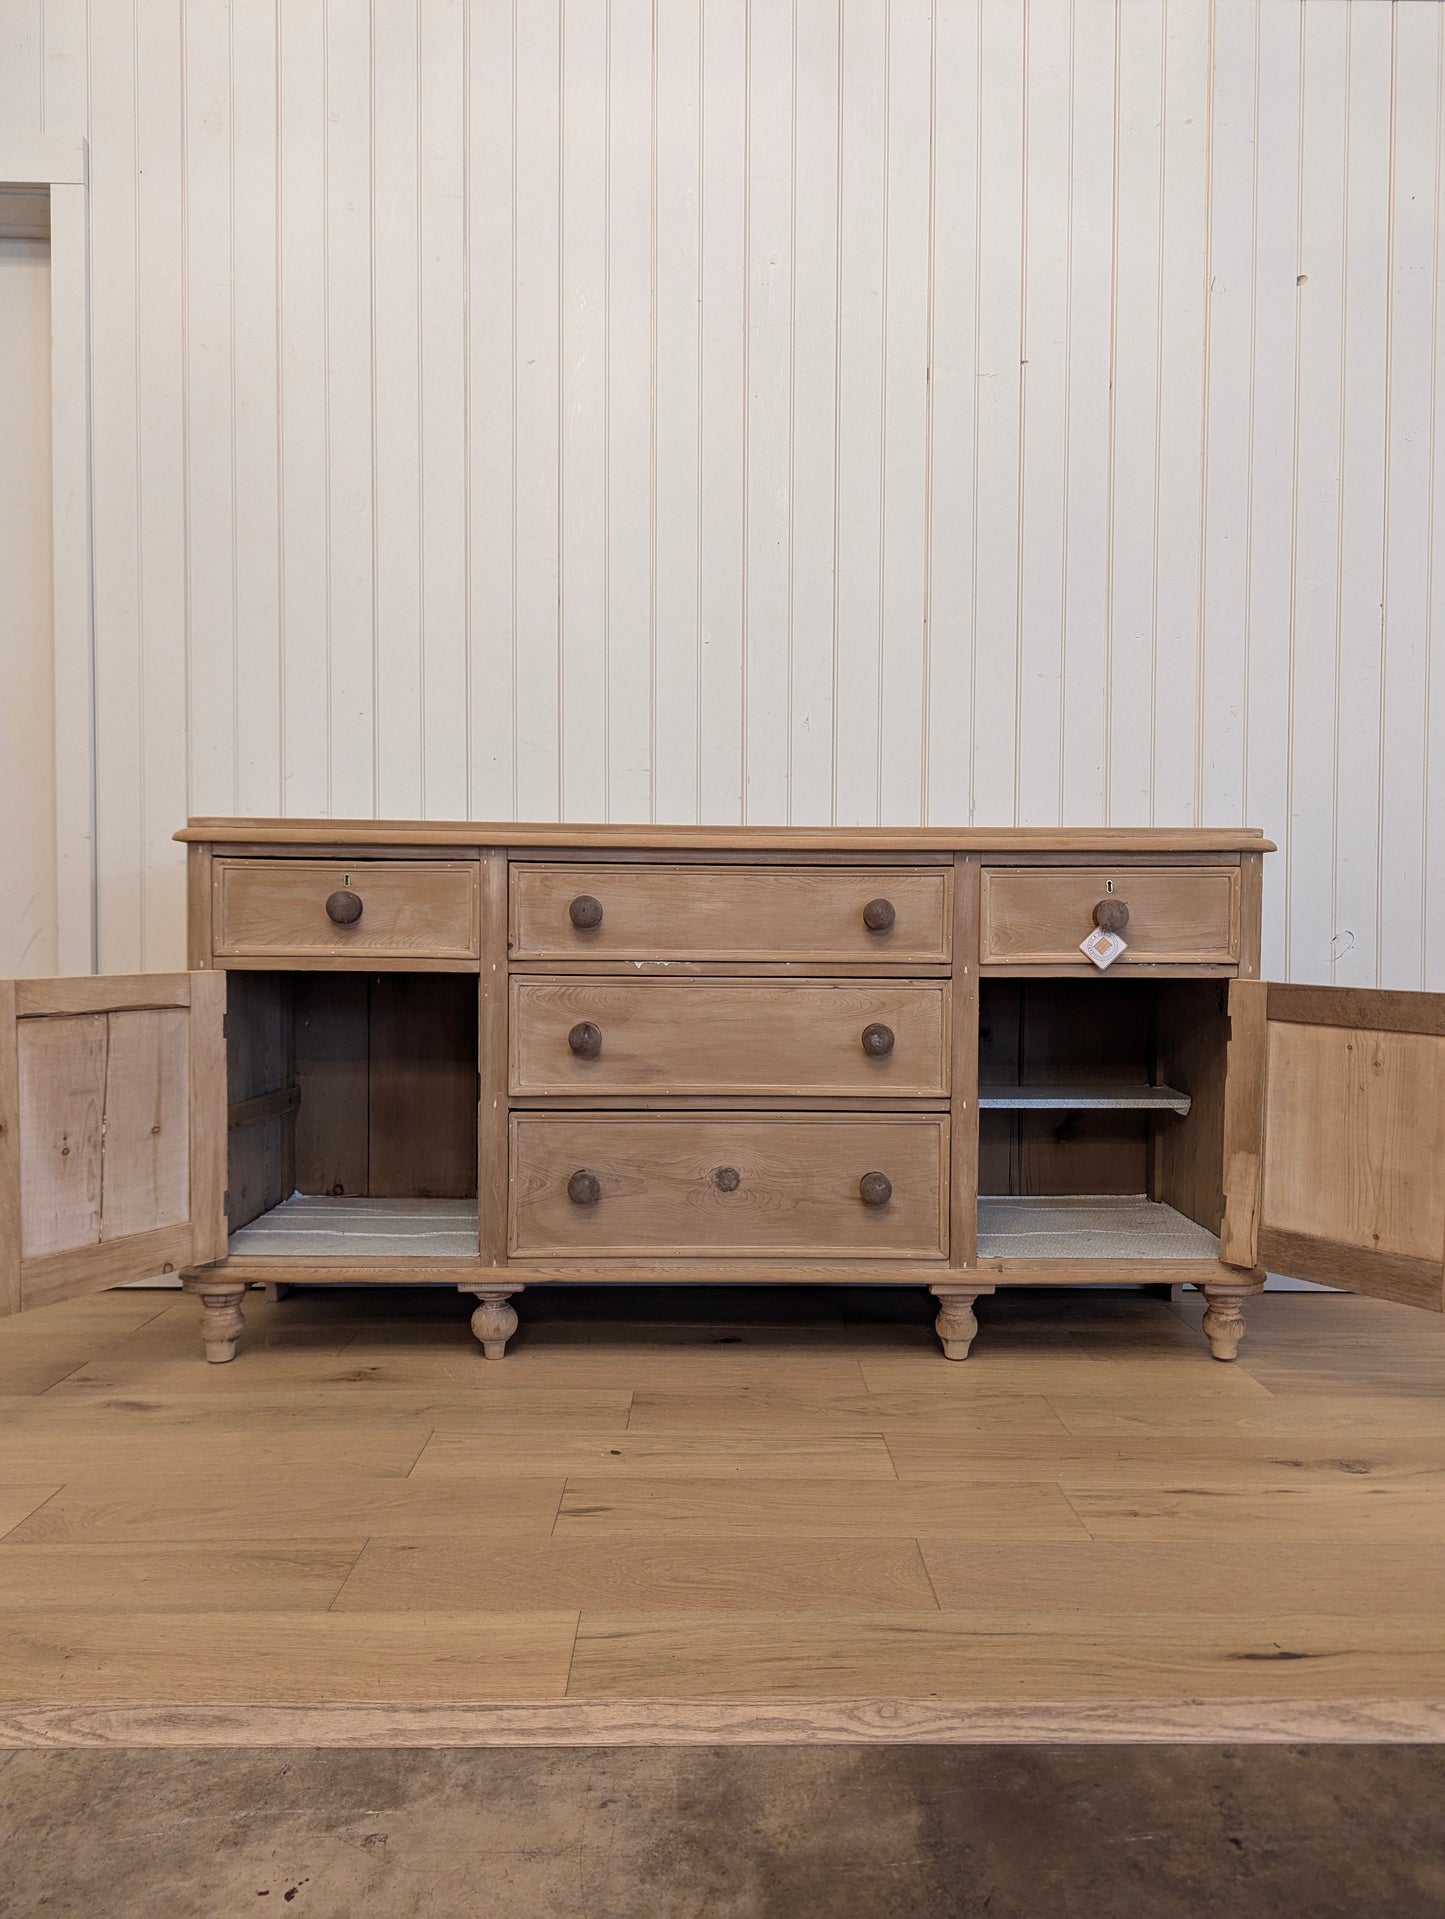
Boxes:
[1080,928,1128,971]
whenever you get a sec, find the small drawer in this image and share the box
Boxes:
[212,859,479,964]
[509,864,950,964]
[509,1114,948,1258]
[979,866,1240,968]
[509,978,950,1098]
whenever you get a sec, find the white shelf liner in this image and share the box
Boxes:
[978,1083,1192,1115]
[977,1194,1221,1261]
[228,1194,479,1259]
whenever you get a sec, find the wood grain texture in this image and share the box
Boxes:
[3,1287,1445,1734]
[509,1114,949,1259]
[509,864,951,964]
[2,1695,1441,1748]
[17,1013,106,1259]
[979,866,1241,968]
[0,1611,580,1701]
[1219,978,1268,1268]
[182,822,1277,853]
[1261,1022,1445,1263]
[509,978,950,1098]
[477,849,510,1266]
[212,859,480,963]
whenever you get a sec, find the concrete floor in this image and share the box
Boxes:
[2,1745,1442,1919]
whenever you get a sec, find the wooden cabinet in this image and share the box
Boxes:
[4,820,1441,1369]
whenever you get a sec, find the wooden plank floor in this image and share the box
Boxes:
[1,1284,1444,1742]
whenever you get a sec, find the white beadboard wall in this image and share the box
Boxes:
[3,0,1443,987]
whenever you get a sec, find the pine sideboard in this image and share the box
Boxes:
[3,820,1442,1365]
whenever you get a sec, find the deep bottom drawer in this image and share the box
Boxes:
[509,1114,949,1259]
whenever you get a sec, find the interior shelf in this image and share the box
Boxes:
[977,1195,1221,1261]
[228,1194,480,1260]
[978,1083,1192,1116]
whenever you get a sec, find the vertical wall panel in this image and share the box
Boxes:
[787,0,841,826]
[605,0,655,822]
[832,0,887,826]
[276,0,329,818]
[969,0,1024,824]
[651,0,702,822]
[230,0,282,819]
[923,0,979,827]
[742,0,793,824]
[13,0,1445,986]
[697,0,746,821]
[1058,0,1114,825]
[372,0,424,820]
[466,0,516,818]
[1381,3,1440,991]
[877,0,931,826]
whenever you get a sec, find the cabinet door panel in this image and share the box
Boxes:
[1221,982,1445,1311]
[0,973,227,1315]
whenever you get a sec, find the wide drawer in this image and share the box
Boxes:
[509,979,949,1098]
[509,864,951,964]
[978,866,1240,968]
[509,1114,949,1258]
[212,859,480,963]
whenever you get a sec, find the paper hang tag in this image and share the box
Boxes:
[1080,928,1129,971]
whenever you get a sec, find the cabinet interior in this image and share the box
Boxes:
[977,977,1229,1259]
[224,971,480,1257]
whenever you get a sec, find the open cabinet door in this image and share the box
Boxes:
[0,973,227,1316]
[1220,981,1445,1311]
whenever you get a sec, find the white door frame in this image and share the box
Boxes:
[0,133,93,973]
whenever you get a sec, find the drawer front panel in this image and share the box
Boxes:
[213,859,480,961]
[509,1114,949,1258]
[509,865,950,964]
[979,866,1240,967]
[509,979,949,1097]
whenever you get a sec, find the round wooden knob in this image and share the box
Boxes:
[861,1022,895,1058]
[712,1166,741,1193]
[862,898,896,933]
[567,1169,601,1205]
[1092,898,1129,934]
[567,1021,603,1059]
[569,894,604,930]
[859,1171,893,1207]
[325,889,363,926]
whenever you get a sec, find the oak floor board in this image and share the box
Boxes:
[624,1388,1071,1434]
[2,1477,568,1546]
[918,1539,1445,1616]
[0,1425,435,1483]
[565,1609,1445,1700]
[1,1288,1442,1720]
[410,1432,899,1479]
[332,1537,937,1614]
[0,1611,580,1701]
[553,1478,1087,1540]
[857,1351,1279,1398]
[52,1350,871,1394]
[1062,1482,1445,1542]
[0,1490,62,1539]
[886,1433,1445,1487]
[0,1389,634,1432]
[0,1542,364,1613]
[1046,1393,1445,1439]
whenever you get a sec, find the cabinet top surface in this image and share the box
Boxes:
[179,818,1275,854]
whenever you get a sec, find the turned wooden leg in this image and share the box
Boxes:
[195,1282,247,1364]
[460,1285,522,1361]
[930,1287,984,1361]
[1201,1285,1255,1362]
